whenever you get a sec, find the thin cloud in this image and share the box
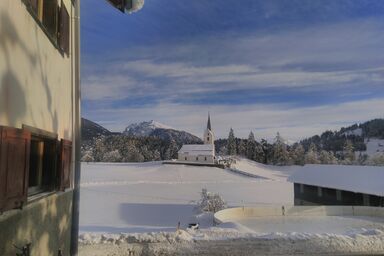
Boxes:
[81,4,384,140]
[85,98,384,141]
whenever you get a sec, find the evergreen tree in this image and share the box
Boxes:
[254,142,265,163]
[319,150,337,164]
[164,139,179,159]
[260,139,271,164]
[246,132,256,160]
[102,150,122,162]
[343,139,355,164]
[227,128,237,155]
[291,144,305,165]
[237,139,246,156]
[81,150,94,162]
[272,132,290,165]
[126,143,144,162]
[304,143,320,164]
[93,136,107,162]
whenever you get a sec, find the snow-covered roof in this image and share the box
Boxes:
[178,144,214,156]
[288,165,384,197]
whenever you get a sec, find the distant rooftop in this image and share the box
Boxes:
[178,144,214,156]
[288,165,384,197]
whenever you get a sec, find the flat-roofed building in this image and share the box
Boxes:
[289,165,384,207]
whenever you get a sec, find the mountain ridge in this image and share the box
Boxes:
[123,120,202,145]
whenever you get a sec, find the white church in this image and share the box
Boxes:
[177,114,216,164]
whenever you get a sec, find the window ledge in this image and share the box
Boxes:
[0,190,73,220]
[28,191,57,204]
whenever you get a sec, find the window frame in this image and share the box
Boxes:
[0,125,73,213]
[22,0,69,57]
[23,125,59,197]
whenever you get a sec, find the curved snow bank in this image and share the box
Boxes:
[215,206,384,223]
[79,228,384,255]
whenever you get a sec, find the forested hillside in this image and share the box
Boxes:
[215,119,384,166]
[81,118,384,165]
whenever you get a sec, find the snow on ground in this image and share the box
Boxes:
[79,160,293,234]
[79,159,384,255]
[79,224,384,255]
[342,128,363,137]
[364,138,384,156]
[231,157,297,181]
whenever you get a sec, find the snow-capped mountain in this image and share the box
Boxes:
[123,120,174,137]
[123,120,202,144]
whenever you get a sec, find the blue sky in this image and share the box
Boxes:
[81,0,384,140]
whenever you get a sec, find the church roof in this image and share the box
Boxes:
[178,144,214,156]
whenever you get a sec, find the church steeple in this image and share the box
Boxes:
[207,112,212,131]
[204,112,214,145]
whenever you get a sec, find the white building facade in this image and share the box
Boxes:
[178,114,216,164]
[0,1,80,255]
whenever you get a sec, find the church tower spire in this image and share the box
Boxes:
[204,112,215,145]
[207,112,212,131]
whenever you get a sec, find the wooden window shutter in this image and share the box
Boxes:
[58,139,72,191]
[43,0,59,38]
[59,2,70,56]
[0,127,31,212]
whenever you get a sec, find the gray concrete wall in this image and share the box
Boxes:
[294,183,384,206]
[214,206,384,224]
[0,191,73,256]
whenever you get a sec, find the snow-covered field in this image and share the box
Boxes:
[79,159,384,255]
[79,159,293,234]
[364,138,384,156]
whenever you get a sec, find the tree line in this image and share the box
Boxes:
[216,127,384,166]
[81,135,180,162]
[81,119,384,166]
